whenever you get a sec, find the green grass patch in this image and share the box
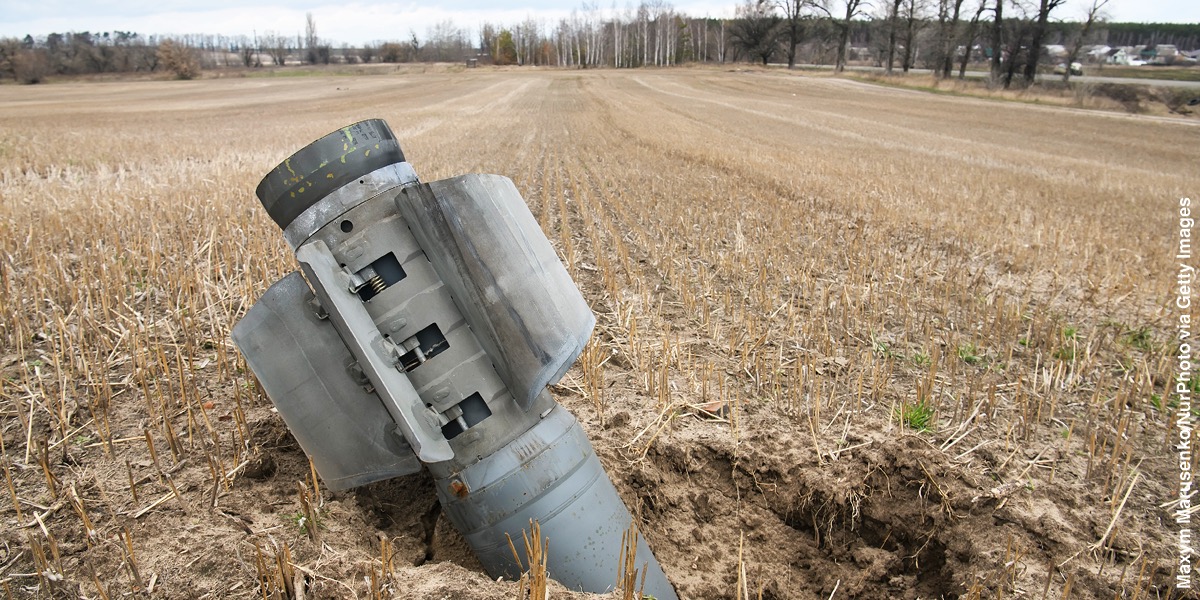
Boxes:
[1123,327,1154,352]
[957,343,982,365]
[896,398,936,432]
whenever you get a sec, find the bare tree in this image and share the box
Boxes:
[652,3,677,66]
[585,3,604,67]
[157,39,199,79]
[898,0,925,73]
[513,18,540,65]
[884,0,904,73]
[479,23,498,59]
[956,0,988,78]
[988,0,1003,84]
[15,49,51,83]
[0,39,50,84]
[719,17,727,63]
[409,31,421,61]
[1000,1,1033,88]
[423,20,471,62]
[357,44,376,64]
[1022,0,1066,85]
[298,17,333,65]
[936,0,967,78]
[379,42,407,63]
[236,35,259,68]
[1062,0,1109,82]
[262,32,289,66]
[613,12,625,67]
[774,0,828,69]
[832,0,869,72]
[730,0,784,65]
[304,12,319,64]
[639,3,650,65]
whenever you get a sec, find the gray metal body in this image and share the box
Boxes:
[231,120,677,599]
[233,271,422,489]
[437,405,675,596]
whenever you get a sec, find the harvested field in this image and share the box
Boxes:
[1,67,1198,599]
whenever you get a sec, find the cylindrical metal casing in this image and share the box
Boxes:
[435,405,677,600]
[238,119,678,599]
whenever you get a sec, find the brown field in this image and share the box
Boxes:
[1,67,1198,599]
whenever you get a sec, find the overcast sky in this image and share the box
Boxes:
[0,0,1195,46]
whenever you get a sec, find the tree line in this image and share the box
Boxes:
[1,1,1197,85]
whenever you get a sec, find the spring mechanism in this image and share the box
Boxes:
[367,275,386,294]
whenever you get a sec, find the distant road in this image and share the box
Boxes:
[772,63,1200,89]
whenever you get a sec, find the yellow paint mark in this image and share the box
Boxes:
[327,173,334,179]
[375,144,380,149]
[290,191,295,198]
[340,155,346,164]
[285,158,296,177]
[298,187,305,194]
[364,150,371,157]
[342,127,356,144]
[343,142,349,152]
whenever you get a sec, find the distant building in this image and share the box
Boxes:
[1152,44,1179,65]
[1086,45,1111,63]
[848,46,873,62]
[1107,48,1132,65]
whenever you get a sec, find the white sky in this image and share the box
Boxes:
[0,0,1194,46]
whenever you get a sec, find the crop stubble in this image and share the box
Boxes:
[0,68,1196,599]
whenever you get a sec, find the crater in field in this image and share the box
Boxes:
[627,421,975,600]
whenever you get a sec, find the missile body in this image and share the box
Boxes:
[232,120,676,599]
